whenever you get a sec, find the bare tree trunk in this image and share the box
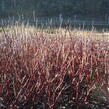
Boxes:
[2,0,5,12]
[13,0,16,8]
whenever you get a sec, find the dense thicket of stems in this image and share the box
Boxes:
[0,26,109,109]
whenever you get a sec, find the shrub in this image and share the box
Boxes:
[0,27,109,109]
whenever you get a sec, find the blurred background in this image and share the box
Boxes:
[0,0,109,18]
[0,0,109,29]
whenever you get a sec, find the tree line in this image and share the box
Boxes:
[0,0,109,19]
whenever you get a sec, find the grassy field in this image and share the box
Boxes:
[0,25,109,109]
